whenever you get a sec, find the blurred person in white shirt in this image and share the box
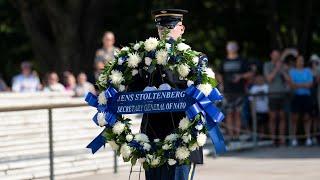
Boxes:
[43,72,65,92]
[12,61,41,92]
[75,72,95,97]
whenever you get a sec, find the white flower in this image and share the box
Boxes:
[138,158,146,164]
[165,43,171,51]
[143,143,151,151]
[179,117,190,130]
[154,138,160,143]
[205,67,215,79]
[120,143,131,159]
[131,69,139,76]
[144,37,159,51]
[182,134,192,143]
[192,56,199,65]
[118,84,126,92]
[177,43,191,51]
[112,122,125,135]
[97,112,106,126]
[98,74,107,84]
[195,124,203,131]
[144,57,152,66]
[98,92,107,105]
[177,64,190,78]
[118,57,124,65]
[133,43,141,50]
[197,133,207,146]
[168,159,177,166]
[126,134,133,142]
[121,46,129,51]
[175,147,190,160]
[156,49,168,65]
[134,133,149,143]
[165,133,178,142]
[197,83,213,96]
[150,157,160,166]
[108,140,119,151]
[162,144,171,150]
[187,80,194,87]
[110,70,124,85]
[127,52,141,68]
[189,143,199,151]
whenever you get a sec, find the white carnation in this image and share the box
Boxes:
[126,134,133,142]
[177,43,190,51]
[156,49,168,65]
[132,69,138,76]
[175,147,190,160]
[165,133,178,142]
[197,133,207,146]
[134,133,149,143]
[144,57,152,66]
[195,124,203,131]
[127,52,141,68]
[97,112,106,126]
[182,134,192,143]
[162,144,171,150]
[192,56,199,65]
[197,83,213,96]
[121,46,129,51]
[177,64,190,78]
[133,43,141,50]
[168,159,177,166]
[189,143,199,151]
[120,143,131,159]
[144,37,159,51]
[179,117,190,130]
[110,70,124,85]
[118,84,126,92]
[112,122,125,135]
[98,92,107,105]
[108,140,119,151]
[187,80,194,87]
[143,143,151,151]
[205,67,215,79]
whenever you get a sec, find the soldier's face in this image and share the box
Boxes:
[158,22,185,40]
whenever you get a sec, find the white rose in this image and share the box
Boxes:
[132,69,139,76]
[197,133,207,146]
[162,144,171,150]
[109,70,124,85]
[205,67,215,79]
[144,57,152,66]
[177,43,191,51]
[182,134,192,143]
[133,43,141,50]
[178,117,190,130]
[165,133,178,142]
[126,134,133,142]
[197,83,213,96]
[155,49,168,65]
[175,147,190,160]
[143,143,151,151]
[120,143,131,159]
[118,84,126,92]
[144,37,159,51]
[98,92,107,105]
[112,122,125,135]
[192,56,199,65]
[187,80,194,87]
[127,52,141,68]
[177,64,190,78]
[195,124,203,131]
[150,157,160,166]
[168,159,177,166]
[108,140,119,151]
[121,46,129,51]
[97,112,106,127]
[154,138,160,143]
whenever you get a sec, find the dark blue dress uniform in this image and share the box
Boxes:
[129,9,206,180]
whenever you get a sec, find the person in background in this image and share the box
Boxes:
[12,61,41,92]
[288,55,313,146]
[263,49,290,145]
[0,74,9,91]
[249,75,269,136]
[217,41,254,140]
[63,71,76,92]
[310,54,320,145]
[43,72,65,92]
[75,72,95,97]
[94,31,119,64]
